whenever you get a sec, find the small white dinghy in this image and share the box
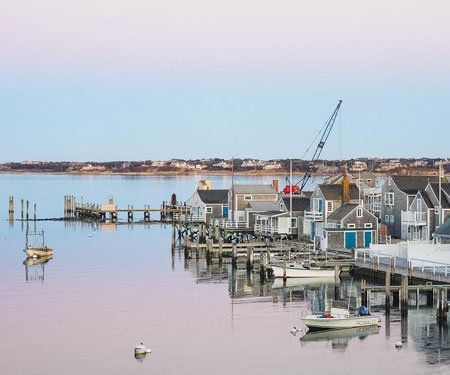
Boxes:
[302,307,380,330]
[270,262,337,279]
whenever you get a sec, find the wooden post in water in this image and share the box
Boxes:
[8,196,14,214]
[21,199,24,220]
[246,247,253,271]
[206,239,212,265]
[232,244,237,267]
[385,270,391,313]
[367,289,372,311]
[361,279,367,307]
[184,234,189,259]
[33,203,36,221]
[334,265,340,286]
[26,200,29,221]
[171,217,176,253]
[401,275,408,317]
[218,238,223,264]
[283,253,287,285]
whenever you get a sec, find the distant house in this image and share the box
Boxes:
[381,176,442,239]
[303,182,360,243]
[151,161,166,167]
[229,184,278,225]
[254,195,310,238]
[263,162,282,170]
[186,189,229,221]
[351,161,368,172]
[323,204,378,249]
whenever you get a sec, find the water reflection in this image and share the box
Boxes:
[300,325,380,351]
[23,255,53,283]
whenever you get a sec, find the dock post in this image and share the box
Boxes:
[33,203,36,221]
[334,265,340,286]
[218,238,223,264]
[8,196,14,214]
[260,252,267,282]
[367,289,372,311]
[184,234,189,259]
[433,287,439,309]
[21,199,24,220]
[206,239,212,265]
[26,200,29,221]
[385,270,391,313]
[171,218,176,252]
[232,244,237,267]
[246,247,253,271]
[361,279,367,307]
[283,253,287,285]
[401,275,408,317]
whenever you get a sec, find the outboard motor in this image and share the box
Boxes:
[358,306,370,316]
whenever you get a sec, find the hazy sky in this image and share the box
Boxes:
[1,0,449,162]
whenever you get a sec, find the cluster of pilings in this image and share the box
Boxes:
[7,196,37,221]
[64,195,76,218]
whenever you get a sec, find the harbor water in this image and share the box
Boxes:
[0,174,449,374]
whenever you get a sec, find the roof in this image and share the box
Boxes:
[429,183,450,209]
[391,176,440,195]
[280,196,310,212]
[434,218,450,238]
[197,189,228,204]
[233,184,277,194]
[318,183,359,201]
[247,201,278,211]
[327,204,359,221]
[418,191,433,209]
[256,211,289,218]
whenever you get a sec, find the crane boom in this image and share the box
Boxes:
[283,100,342,195]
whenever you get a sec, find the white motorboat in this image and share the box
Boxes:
[272,276,335,289]
[301,307,380,330]
[270,262,337,279]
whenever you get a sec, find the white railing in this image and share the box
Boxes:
[401,211,427,225]
[304,211,323,221]
[173,213,205,222]
[254,224,279,235]
[216,220,248,229]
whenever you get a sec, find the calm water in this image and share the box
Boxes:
[0,174,449,374]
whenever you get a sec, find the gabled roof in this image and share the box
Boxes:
[280,196,310,212]
[417,191,433,209]
[434,218,450,238]
[327,204,359,221]
[318,184,359,201]
[247,201,278,211]
[429,183,450,209]
[197,189,228,204]
[391,176,440,195]
[233,185,277,194]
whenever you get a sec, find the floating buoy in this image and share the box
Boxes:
[290,327,302,335]
[395,341,403,349]
[88,234,93,238]
[135,343,151,355]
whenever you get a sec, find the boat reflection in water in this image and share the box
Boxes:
[300,325,380,350]
[134,352,147,363]
[272,277,335,289]
[23,255,53,283]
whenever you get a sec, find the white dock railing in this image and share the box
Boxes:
[401,211,427,225]
[254,224,279,235]
[173,213,205,222]
[304,211,323,221]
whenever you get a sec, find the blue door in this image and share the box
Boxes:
[222,206,228,218]
[311,221,315,240]
[345,232,356,249]
[318,199,323,213]
[364,231,372,248]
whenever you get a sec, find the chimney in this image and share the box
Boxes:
[342,166,350,204]
[272,179,279,193]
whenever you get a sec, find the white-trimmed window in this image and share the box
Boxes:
[348,223,356,228]
[357,207,363,218]
[385,215,390,223]
[244,195,252,201]
[238,211,245,221]
[390,215,394,223]
[327,201,333,213]
[385,192,394,206]
[206,207,213,213]
[290,217,298,228]
[364,223,373,228]
[388,178,392,186]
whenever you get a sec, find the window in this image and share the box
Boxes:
[206,207,213,213]
[417,198,422,208]
[244,195,252,201]
[385,215,390,223]
[364,223,373,228]
[280,203,284,210]
[313,198,323,212]
[290,217,298,228]
[327,201,333,213]
[357,208,363,218]
[390,215,394,223]
[238,211,245,221]
[348,223,356,228]
[388,178,392,186]
[384,192,394,206]
[337,224,341,229]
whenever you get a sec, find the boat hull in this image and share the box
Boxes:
[271,265,336,278]
[24,248,53,258]
[302,315,380,330]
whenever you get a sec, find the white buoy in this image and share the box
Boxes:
[290,327,302,335]
[88,234,92,238]
[395,341,403,349]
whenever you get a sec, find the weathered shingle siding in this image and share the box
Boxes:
[381,177,409,238]
[341,209,378,229]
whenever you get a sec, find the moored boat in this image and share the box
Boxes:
[270,262,338,279]
[301,307,380,330]
[23,230,53,258]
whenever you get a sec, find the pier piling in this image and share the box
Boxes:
[401,275,408,316]
[385,270,391,312]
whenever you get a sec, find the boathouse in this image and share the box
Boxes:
[186,189,229,222]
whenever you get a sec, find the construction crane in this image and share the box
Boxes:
[283,100,343,195]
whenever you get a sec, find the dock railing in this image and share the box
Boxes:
[304,211,323,221]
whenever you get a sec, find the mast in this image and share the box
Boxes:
[290,160,293,225]
[231,157,234,221]
[439,161,443,225]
